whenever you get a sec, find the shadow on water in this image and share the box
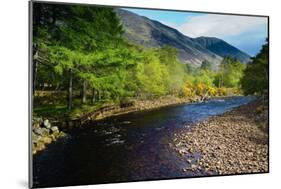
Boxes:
[33,96,255,187]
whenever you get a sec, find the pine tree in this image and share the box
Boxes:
[241,39,269,96]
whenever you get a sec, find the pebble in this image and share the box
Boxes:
[173,100,268,175]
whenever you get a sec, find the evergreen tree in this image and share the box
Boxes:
[200,60,213,71]
[33,3,127,109]
[241,39,269,96]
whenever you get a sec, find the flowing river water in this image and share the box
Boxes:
[33,96,255,187]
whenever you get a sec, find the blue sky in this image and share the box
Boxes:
[124,8,268,56]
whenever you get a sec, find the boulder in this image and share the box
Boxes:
[32,149,37,155]
[40,136,52,144]
[49,134,56,141]
[33,123,40,129]
[33,117,43,124]
[58,131,66,138]
[36,142,45,151]
[50,126,59,134]
[43,119,51,129]
[32,132,42,143]
[33,128,49,136]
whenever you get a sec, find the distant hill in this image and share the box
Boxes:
[194,37,251,63]
[116,9,251,67]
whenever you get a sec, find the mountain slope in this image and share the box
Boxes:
[194,37,251,63]
[117,9,222,67]
[116,9,250,67]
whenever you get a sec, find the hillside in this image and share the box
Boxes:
[117,9,251,67]
[194,37,251,63]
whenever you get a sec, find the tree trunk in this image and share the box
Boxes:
[67,68,73,110]
[99,90,102,100]
[96,90,100,101]
[81,80,87,104]
[33,47,38,95]
[92,88,96,104]
[33,60,37,95]
[55,83,60,91]
[219,74,223,88]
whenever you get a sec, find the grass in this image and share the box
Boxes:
[33,105,69,119]
[33,99,114,121]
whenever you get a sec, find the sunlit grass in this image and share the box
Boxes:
[33,98,113,120]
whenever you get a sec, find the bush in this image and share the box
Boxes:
[216,87,227,96]
[119,97,135,108]
[208,86,217,96]
[240,40,268,96]
[182,81,196,98]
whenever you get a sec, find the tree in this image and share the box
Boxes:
[33,3,127,109]
[214,56,245,88]
[200,60,213,71]
[33,3,71,94]
[157,46,186,95]
[241,39,269,96]
[136,49,168,97]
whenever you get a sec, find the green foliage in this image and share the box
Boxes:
[214,56,246,88]
[133,46,189,98]
[136,49,168,97]
[157,46,186,95]
[200,60,213,71]
[241,40,269,96]
[34,3,131,103]
[33,2,256,114]
[194,69,215,86]
[181,56,246,98]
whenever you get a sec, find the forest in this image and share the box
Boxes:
[32,3,269,120]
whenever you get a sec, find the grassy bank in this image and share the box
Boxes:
[33,95,197,126]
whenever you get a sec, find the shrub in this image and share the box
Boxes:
[119,97,135,108]
[216,87,227,96]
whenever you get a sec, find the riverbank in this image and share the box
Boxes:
[173,99,268,175]
[31,95,240,155]
[54,95,203,129]
[32,95,194,155]
[82,95,196,122]
[32,118,66,155]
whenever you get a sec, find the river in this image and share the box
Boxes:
[33,96,255,187]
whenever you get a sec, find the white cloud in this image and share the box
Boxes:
[176,14,267,38]
[158,20,179,29]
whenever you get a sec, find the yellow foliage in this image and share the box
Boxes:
[216,87,227,96]
[195,83,210,96]
[232,88,242,95]
[208,86,217,96]
[182,81,195,97]
[182,81,234,98]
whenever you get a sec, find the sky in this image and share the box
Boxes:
[124,8,268,56]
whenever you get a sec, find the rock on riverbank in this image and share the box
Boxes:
[32,118,66,155]
[173,100,268,175]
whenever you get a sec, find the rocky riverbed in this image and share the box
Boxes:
[173,100,268,175]
[32,118,66,155]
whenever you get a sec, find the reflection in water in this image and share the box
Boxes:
[33,96,255,187]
